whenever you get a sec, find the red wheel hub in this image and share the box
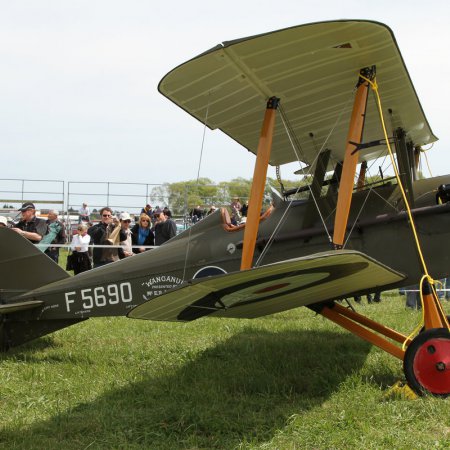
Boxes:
[413,337,450,394]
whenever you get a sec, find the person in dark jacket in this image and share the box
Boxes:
[12,202,48,244]
[88,207,123,268]
[131,213,155,253]
[154,208,177,246]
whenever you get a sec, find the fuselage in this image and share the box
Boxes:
[17,174,450,321]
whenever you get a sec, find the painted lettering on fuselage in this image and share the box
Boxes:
[141,274,183,300]
[65,282,133,313]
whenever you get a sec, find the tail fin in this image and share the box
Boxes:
[0,228,69,299]
[0,228,79,351]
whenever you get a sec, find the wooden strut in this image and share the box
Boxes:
[240,96,279,271]
[422,279,450,330]
[320,302,409,360]
[332,67,374,249]
[319,282,449,362]
[319,69,448,361]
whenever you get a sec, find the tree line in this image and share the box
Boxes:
[148,177,308,216]
[147,170,393,216]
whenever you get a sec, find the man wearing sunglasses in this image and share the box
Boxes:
[88,206,119,268]
[118,212,134,259]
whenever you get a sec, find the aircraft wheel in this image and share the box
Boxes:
[403,328,450,397]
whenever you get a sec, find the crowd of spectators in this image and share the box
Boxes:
[1,201,179,276]
[189,197,249,226]
[3,202,449,307]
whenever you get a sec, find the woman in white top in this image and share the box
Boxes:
[70,224,92,274]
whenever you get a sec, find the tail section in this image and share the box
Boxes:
[0,228,69,300]
[0,228,77,351]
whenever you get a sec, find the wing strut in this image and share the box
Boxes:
[332,67,375,249]
[240,96,279,270]
[394,128,415,207]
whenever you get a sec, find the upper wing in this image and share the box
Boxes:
[128,250,405,321]
[159,20,436,168]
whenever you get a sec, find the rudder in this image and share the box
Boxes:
[0,228,69,300]
[0,228,75,350]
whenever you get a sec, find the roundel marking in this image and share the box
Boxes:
[253,283,290,294]
[193,266,227,279]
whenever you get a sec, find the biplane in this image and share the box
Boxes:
[0,20,449,397]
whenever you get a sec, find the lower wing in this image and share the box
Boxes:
[128,250,405,321]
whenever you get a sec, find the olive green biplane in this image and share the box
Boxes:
[1,20,449,396]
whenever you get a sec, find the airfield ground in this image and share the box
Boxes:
[0,250,449,449]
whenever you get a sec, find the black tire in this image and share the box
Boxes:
[403,327,450,397]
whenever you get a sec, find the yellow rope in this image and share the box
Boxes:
[360,75,428,275]
[402,275,438,350]
[359,74,450,340]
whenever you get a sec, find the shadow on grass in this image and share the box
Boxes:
[0,335,59,361]
[2,328,371,449]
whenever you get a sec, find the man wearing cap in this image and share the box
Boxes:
[12,202,48,243]
[118,212,134,258]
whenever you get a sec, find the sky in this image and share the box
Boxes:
[1,0,450,188]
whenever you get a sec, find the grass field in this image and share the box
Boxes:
[0,255,449,449]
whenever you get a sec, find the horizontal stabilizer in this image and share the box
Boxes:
[0,300,44,314]
[128,250,405,322]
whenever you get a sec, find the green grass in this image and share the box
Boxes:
[0,256,449,448]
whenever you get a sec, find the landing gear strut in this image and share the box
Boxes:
[317,291,450,397]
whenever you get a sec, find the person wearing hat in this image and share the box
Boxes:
[118,212,134,258]
[0,216,8,227]
[12,202,48,244]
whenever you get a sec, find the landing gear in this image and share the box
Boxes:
[403,328,450,397]
[317,299,449,397]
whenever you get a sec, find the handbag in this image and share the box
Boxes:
[66,252,74,271]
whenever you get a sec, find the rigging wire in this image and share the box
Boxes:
[343,187,373,248]
[279,107,331,238]
[342,92,402,242]
[359,73,449,338]
[421,147,434,177]
[181,95,211,282]
[255,93,355,266]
